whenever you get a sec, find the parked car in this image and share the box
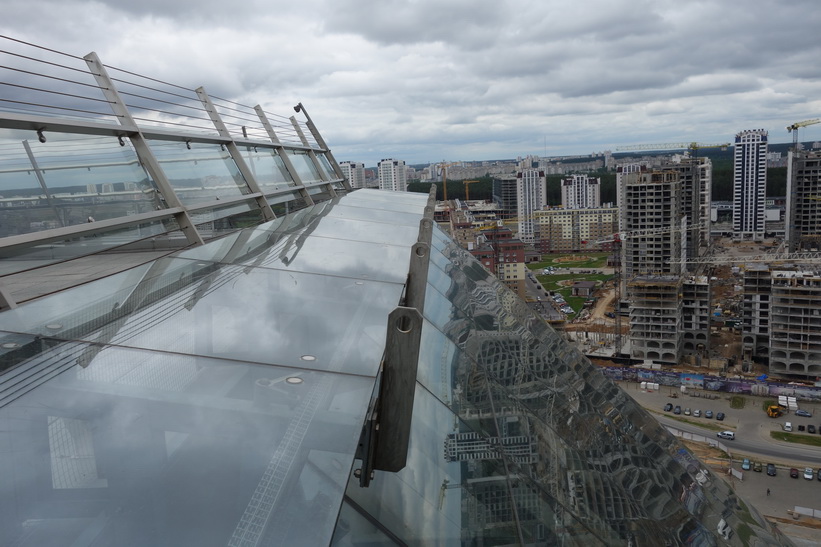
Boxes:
[693,409,701,417]
[817,468,821,481]
[674,406,681,415]
[753,461,762,472]
[684,407,691,416]
[741,458,751,471]
[799,425,806,432]
[790,468,799,478]
[664,403,673,412]
[767,463,777,476]
[705,410,714,419]
[804,467,814,480]
[716,412,725,421]
[796,409,812,417]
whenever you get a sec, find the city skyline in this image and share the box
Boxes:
[2,1,821,166]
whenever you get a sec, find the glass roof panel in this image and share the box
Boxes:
[0,259,402,377]
[0,343,373,546]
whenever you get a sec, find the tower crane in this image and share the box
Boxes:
[438,162,461,203]
[786,119,820,149]
[616,142,730,156]
[463,180,480,201]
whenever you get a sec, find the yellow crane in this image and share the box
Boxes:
[463,180,480,201]
[438,162,461,202]
[786,118,820,148]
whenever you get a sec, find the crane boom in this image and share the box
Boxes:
[786,118,820,147]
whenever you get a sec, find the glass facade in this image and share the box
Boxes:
[0,190,790,545]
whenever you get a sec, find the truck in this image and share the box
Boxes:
[766,405,782,418]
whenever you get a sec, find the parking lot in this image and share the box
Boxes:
[618,381,821,542]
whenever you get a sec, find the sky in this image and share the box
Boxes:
[3,0,821,167]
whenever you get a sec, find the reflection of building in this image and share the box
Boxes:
[733,129,768,241]
[0,39,792,547]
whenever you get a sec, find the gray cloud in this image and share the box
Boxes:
[2,0,821,165]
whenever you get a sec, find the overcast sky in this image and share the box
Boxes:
[3,0,821,166]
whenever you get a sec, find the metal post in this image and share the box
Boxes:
[21,140,65,227]
[289,116,337,198]
[293,102,350,190]
[195,87,276,221]
[83,52,204,246]
[254,106,314,207]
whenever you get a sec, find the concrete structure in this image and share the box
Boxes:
[733,129,768,241]
[627,275,682,364]
[785,149,821,252]
[663,157,712,267]
[515,168,547,243]
[532,207,618,253]
[560,174,601,209]
[619,169,683,279]
[741,264,773,363]
[491,174,518,219]
[377,158,407,192]
[339,160,366,189]
[681,275,711,360]
[769,269,821,378]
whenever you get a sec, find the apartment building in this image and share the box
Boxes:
[532,207,618,253]
[785,149,821,252]
[377,158,407,192]
[560,174,601,209]
[339,160,366,189]
[733,129,768,241]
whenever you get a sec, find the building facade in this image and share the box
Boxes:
[515,168,547,244]
[377,158,407,192]
[339,160,366,189]
[560,174,601,209]
[785,149,821,252]
[732,129,768,240]
[532,207,618,253]
[663,156,712,267]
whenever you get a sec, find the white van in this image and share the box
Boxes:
[716,431,735,440]
[784,422,793,432]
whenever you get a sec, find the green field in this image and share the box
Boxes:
[528,258,613,315]
[529,252,610,270]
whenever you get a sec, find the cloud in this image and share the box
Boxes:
[2,0,821,165]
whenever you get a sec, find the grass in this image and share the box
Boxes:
[769,431,821,447]
[729,396,746,409]
[762,399,776,411]
[528,252,610,270]
[669,416,728,432]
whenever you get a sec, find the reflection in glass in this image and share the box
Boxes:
[242,146,295,192]
[0,343,374,546]
[286,150,322,183]
[0,217,182,277]
[0,129,163,237]
[148,139,250,204]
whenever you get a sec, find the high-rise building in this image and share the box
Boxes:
[492,174,518,219]
[339,160,366,189]
[560,174,601,209]
[785,149,821,252]
[515,168,547,243]
[0,37,792,547]
[377,158,407,192]
[732,129,768,240]
[663,156,712,267]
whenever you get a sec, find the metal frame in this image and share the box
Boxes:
[0,48,351,295]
